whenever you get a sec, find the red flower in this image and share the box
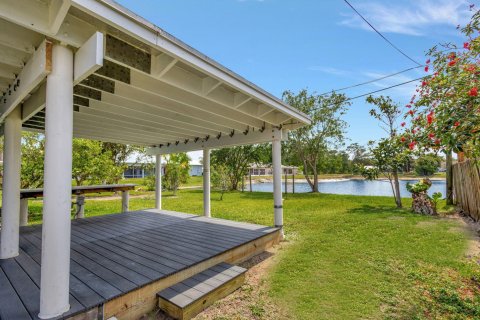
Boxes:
[454,121,460,127]
[401,122,406,127]
[408,110,414,116]
[422,80,428,86]
[469,87,478,97]
[428,133,435,139]
[406,104,412,108]
[465,64,476,72]
[434,139,441,145]
[401,136,406,142]
[409,141,416,150]
[427,112,434,124]
[448,59,457,67]
[424,65,429,72]
[464,42,471,50]
[426,59,431,64]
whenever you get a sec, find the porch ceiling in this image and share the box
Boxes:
[0,0,310,148]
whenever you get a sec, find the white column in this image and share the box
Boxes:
[20,198,29,227]
[0,106,22,259]
[121,191,129,213]
[39,44,73,319]
[272,129,284,236]
[155,154,162,210]
[203,148,211,217]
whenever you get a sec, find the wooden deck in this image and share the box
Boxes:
[0,209,280,320]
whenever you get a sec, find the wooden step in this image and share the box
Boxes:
[157,262,247,320]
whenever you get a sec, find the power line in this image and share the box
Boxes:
[343,0,422,66]
[319,65,424,96]
[319,75,428,109]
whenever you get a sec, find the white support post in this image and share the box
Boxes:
[0,106,22,259]
[272,128,284,238]
[155,154,162,210]
[122,191,130,213]
[20,198,29,227]
[203,148,211,217]
[39,44,73,319]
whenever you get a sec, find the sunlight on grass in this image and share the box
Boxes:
[26,190,479,319]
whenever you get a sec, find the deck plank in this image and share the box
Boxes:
[0,210,278,320]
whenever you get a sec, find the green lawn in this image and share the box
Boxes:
[26,191,479,319]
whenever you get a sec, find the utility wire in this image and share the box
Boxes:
[343,0,422,66]
[319,75,428,109]
[319,65,424,96]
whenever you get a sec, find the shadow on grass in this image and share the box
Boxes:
[346,204,411,215]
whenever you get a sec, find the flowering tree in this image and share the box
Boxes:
[403,7,480,158]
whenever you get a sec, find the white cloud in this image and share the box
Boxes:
[308,66,352,76]
[340,0,472,36]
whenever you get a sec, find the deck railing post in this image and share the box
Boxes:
[0,106,22,259]
[20,198,29,227]
[39,44,73,319]
[203,148,211,217]
[122,191,130,213]
[272,128,284,238]
[155,154,162,210]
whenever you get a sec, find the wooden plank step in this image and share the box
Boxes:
[157,262,246,320]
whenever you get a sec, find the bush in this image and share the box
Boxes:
[414,154,441,176]
[143,175,156,191]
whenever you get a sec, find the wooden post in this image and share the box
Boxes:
[39,44,73,319]
[20,198,29,226]
[76,195,85,219]
[292,173,295,194]
[446,150,454,205]
[272,128,283,237]
[203,148,211,217]
[284,172,288,196]
[0,107,22,259]
[122,191,130,213]
[155,154,162,210]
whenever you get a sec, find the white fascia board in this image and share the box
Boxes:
[71,0,311,126]
[0,40,52,122]
[146,128,286,155]
[74,32,104,85]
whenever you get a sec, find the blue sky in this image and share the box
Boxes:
[116,0,473,159]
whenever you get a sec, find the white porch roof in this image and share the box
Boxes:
[0,0,310,152]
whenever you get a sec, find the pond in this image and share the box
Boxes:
[245,179,446,197]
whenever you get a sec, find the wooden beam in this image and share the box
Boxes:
[151,53,177,78]
[22,83,46,122]
[74,32,104,85]
[202,77,221,96]
[147,128,285,155]
[0,40,52,122]
[78,99,220,137]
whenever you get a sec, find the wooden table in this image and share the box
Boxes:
[19,184,137,226]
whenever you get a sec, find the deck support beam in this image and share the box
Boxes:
[272,128,283,237]
[121,191,130,213]
[155,154,162,210]
[203,148,211,217]
[0,106,22,259]
[39,44,73,319]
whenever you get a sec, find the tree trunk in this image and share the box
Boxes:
[312,170,319,193]
[392,170,402,208]
[446,150,454,205]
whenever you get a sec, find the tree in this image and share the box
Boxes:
[405,8,480,158]
[283,89,349,192]
[414,154,442,176]
[211,145,262,190]
[365,95,405,208]
[347,143,371,167]
[21,132,45,188]
[211,164,230,200]
[100,142,145,184]
[363,138,409,208]
[72,139,113,186]
[163,153,190,195]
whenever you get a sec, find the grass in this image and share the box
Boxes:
[25,190,478,319]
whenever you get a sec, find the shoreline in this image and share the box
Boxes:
[249,177,446,184]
